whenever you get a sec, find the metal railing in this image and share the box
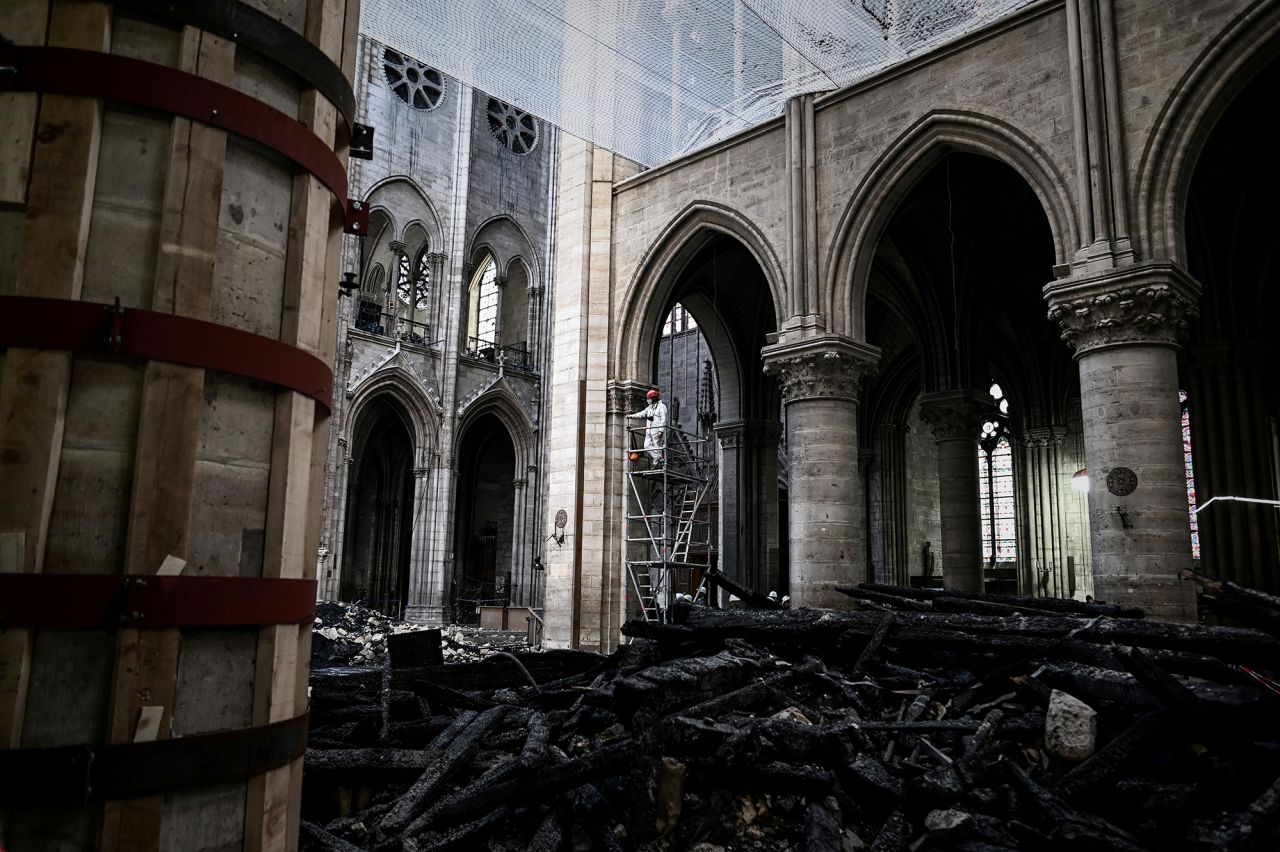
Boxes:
[450,574,509,625]
[354,309,434,347]
[526,608,544,649]
[464,336,533,370]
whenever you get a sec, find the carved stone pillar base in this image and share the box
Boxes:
[763,334,878,608]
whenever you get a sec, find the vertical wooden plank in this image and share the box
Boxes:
[0,0,110,751]
[0,0,49,205]
[246,2,350,848]
[97,25,238,851]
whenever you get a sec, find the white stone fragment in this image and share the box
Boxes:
[924,808,972,833]
[1044,688,1097,761]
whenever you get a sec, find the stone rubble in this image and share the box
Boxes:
[311,601,529,668]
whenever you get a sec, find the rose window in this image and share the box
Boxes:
[383,48,443,110]
[486,98,538,154]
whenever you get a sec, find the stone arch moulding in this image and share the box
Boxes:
[613,200,787,382]
[468,215,540,287]
[505,255,532,284]
[364,175,446,250]
[1136,0,1280,265]
[345,367,442,463]
[455,383,537,474]
[828,110,1080,340]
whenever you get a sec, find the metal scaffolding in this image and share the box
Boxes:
[625,424,714,622]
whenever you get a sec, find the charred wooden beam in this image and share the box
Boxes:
[378,705,507,835]
[855,582,1145,619]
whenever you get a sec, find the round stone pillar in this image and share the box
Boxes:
[763,335,878,608]
[1047,263,1200,621]
[919,390,993,593]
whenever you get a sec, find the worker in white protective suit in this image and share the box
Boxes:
[627,388,668,467]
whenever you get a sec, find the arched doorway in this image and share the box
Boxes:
[860,152,1081,596]
[341,395,415,617]
[648,233,784,598]
[452,413,518,621]
[1181,57,1280,590]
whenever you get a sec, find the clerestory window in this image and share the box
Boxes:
[466,256,499,354]
[398,249,429,311]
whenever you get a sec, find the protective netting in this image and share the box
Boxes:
[362,0,1039,167]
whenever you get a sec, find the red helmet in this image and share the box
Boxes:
[646,389,660,399]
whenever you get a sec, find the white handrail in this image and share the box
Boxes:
[1192,495,1280,516]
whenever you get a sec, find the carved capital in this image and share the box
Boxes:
[426,252,448,264]
[761,335,879,404]
[1045,263,1200,356]
[512,478,528,489]
[388,240,407,256]
[607,380,650,415]
[715,419,780,450]
[413,466,429,478]
[918,389,994,442]
[715,423,746,450]
[1022,425,1067,449]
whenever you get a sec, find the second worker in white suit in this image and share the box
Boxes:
[627,388,668,467]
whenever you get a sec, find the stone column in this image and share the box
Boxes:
[427,251,448,341]
[762,335,878,608]
[492,273,508,356]
[323,446,354,601]
[387,239,407,337]
[509,476,529,605]
[918,390,992,593]
[715,419,782,595]
[1046,262,1200,621]
[527,283,545,365]
[872,422,909,586]
[405,464,446,623]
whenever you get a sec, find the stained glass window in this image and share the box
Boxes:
[662,303,697,337]
[398,250,430,311]
[1181,390,1200,560]
[979,383,1016,563]
[467,257,499,347]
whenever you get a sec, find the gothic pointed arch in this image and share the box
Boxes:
[456,381,537,473]
[364,175,445,249]
[345,363,442,455]
[1135,0,1280,263]
[468,215,540,287]
[829,110,1078,339]
[614,200,786,381]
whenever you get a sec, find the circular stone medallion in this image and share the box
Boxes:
[554,508,568,529]
[1106,466,1138,496]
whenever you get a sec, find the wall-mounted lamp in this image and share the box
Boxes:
[1071,468,1090,493]
[338,271,359,297]
[548,508,568,546]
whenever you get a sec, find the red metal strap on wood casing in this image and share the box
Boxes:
[0,574,317,630]
[0,296,332,410]
[0,45,368,236]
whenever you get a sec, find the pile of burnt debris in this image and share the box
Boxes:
[301,577,1280,851]
[312,601,527,667]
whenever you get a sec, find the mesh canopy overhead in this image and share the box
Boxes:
[363,0,1039,167]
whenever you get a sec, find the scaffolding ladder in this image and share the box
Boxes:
[624,424,713,623]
